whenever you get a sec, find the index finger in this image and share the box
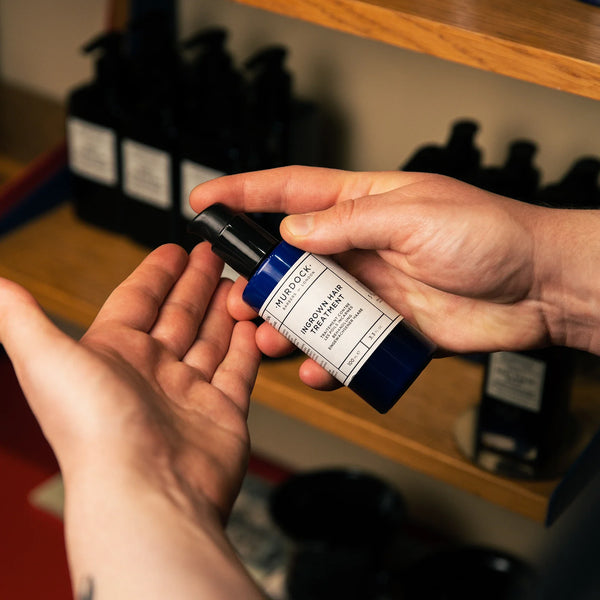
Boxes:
[90,244,190,333]
[188,165,418,217]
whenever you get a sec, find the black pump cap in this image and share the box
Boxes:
[83,31,124,84]
[188,204,280,279]
[182,27,228,52]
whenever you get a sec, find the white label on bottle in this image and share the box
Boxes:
[122,139,171,208]
[485,352,545,412]
[180,160,225,220]
[67,117,117,185]
[259,252,403,385]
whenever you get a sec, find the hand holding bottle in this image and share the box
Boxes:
[190,165,600,390]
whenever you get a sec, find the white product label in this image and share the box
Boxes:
[485,352,545,412]
[122,139,171,208]
[180,160,224,220]
[67,117,117,185]
[259,253,402,385]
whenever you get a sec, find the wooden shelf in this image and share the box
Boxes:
[233,0,600,101]
[2,204,600,522]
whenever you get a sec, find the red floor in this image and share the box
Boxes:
[0,350,72,599]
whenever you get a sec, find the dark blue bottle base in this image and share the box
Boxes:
[349,320,435,414]
[242,241,435,414]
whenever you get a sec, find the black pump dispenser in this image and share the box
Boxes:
[245,46,292,108]
[183,29,241,101]
[181,27,244,140]
[189,204,280,278]
[402,119,481,184]
[119,10,183,247]
[477,140,540,203]
[444,120,481,182]
[242,46,294,237]
[536,157,600,209]
[245,46,292,169]
[181,27,245,164]
[178,28,246,248]
[67,30,127,232]
[83,31,125,94]
[183,27,229,62]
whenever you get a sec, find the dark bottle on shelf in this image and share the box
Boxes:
[243,47,323,171]
[536,157,600,209]
[475,347,576,478]
[243,45,321,237]
[120,10,183,247]
[476,140,540,203]
[67,31,127,233]
[401,119,482,185]
[243,46,293,237]
[244,46,293,171]
[178,27,246,248]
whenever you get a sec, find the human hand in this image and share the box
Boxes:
[0,242,260,517]
[0,243,264,598]
[190,166,588,390]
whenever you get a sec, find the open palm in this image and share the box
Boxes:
[0,242,261,520]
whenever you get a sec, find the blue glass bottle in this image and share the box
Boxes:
[189,204,435,413]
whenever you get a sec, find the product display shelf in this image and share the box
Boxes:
[2,203,600,523]
[233,0,600,102]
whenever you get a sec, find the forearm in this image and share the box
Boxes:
[534,207,600,355]
[63,462,265,600]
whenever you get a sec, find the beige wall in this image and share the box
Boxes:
[1,0,599,181]
[0,0,107,99]
[3,0,595,562]
[180,1,600,184]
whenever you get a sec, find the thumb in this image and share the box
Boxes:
[280,195,398,255]
[0,278,77,412]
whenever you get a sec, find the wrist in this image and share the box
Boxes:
[62,459,262,599]
[60,443,223,535]
[534,207,600,355]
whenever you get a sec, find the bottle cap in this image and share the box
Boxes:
[188,204,280,279]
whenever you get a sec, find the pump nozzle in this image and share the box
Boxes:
[83,31,123,55]
[245,46,287,72]
[82,31,125,84]
[181,27,228,53]
[188,204,280,278]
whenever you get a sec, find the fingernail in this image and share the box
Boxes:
[283,214,314,237]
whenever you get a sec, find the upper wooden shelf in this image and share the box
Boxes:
[233,0,600,101]
[2,203,599,522]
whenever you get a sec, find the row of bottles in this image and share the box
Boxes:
[67,18,319,248]
[402,119,588,478]
[401,118,600,208]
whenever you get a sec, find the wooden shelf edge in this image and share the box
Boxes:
[253,355,556,522]
[0,204,148,330]
[0,262,96,329]
[232,0,600,101]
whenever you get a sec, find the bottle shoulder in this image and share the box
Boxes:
[242,241,305,310]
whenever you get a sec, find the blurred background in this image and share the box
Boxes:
[2,1,600,598]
